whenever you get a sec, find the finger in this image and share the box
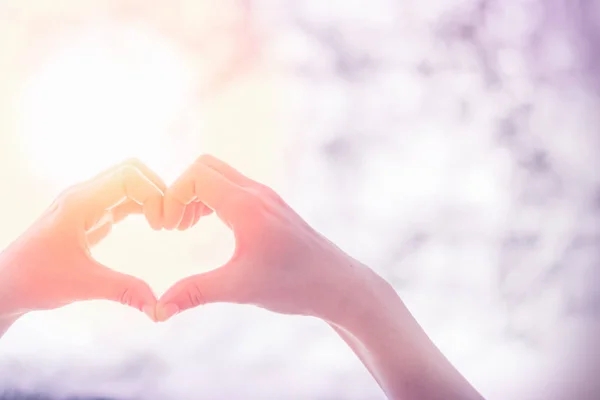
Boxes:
[82,263,158,320]
[85,201,143,246]
[111,200,144,224]
[156,266,239,322]
[80,165,164,230]
[85,158,167,194]
[163,194,188,231]
[126,159,167,194]
[198,202,214,217]
[190,202,211,227]
[199,155,285,206]
[143,195,164,231]
[177,204,196,231]
[164,156,242,229]
[121,161,165,229]
[197,154,256,188]
[86,223,112,247]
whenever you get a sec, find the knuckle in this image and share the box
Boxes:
[195,154,214,166]
[120,288,132,306]
[119,166,145,194]
[186,283,205,308]
[123,157,143,169]
[260,185,284,203]
[119,165,140,180]
[119,279,150,308]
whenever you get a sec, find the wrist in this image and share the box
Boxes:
[0,249,28,318]
[327,264,484,400]
[326,262,405,332]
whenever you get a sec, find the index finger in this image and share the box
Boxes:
[85,158,167,194]
[82,160,166,229]
[163,158,241,229]
[79,165,164,230]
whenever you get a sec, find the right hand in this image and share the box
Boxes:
[156,155,486,400]
[156,155,387,323]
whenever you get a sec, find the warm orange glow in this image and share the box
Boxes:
[2,11,279,348]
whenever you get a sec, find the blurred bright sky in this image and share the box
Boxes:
[17,24,195,187]
[0,1,599,399]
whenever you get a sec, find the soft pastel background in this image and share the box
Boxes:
[0,1,599,399]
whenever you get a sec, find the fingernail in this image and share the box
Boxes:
[157,303,179,322]
[142,305,156,322]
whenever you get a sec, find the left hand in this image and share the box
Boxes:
[0,159,169,321]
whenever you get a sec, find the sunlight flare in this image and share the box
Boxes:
[16,24,196,188]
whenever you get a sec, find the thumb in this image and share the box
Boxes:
[83,263,158,321]
[156,265,239,322]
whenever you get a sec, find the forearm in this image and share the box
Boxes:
[329,271,484,400]
[0,250,26,337]
[329,323,389,392]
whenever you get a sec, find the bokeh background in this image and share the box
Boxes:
[0,1,599,399]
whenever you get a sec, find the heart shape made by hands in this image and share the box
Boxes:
[3,154,340,328]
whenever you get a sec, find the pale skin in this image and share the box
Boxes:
[0,155,484,400]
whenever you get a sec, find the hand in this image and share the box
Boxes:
[156,155,383,323]
[0,159,171,320]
